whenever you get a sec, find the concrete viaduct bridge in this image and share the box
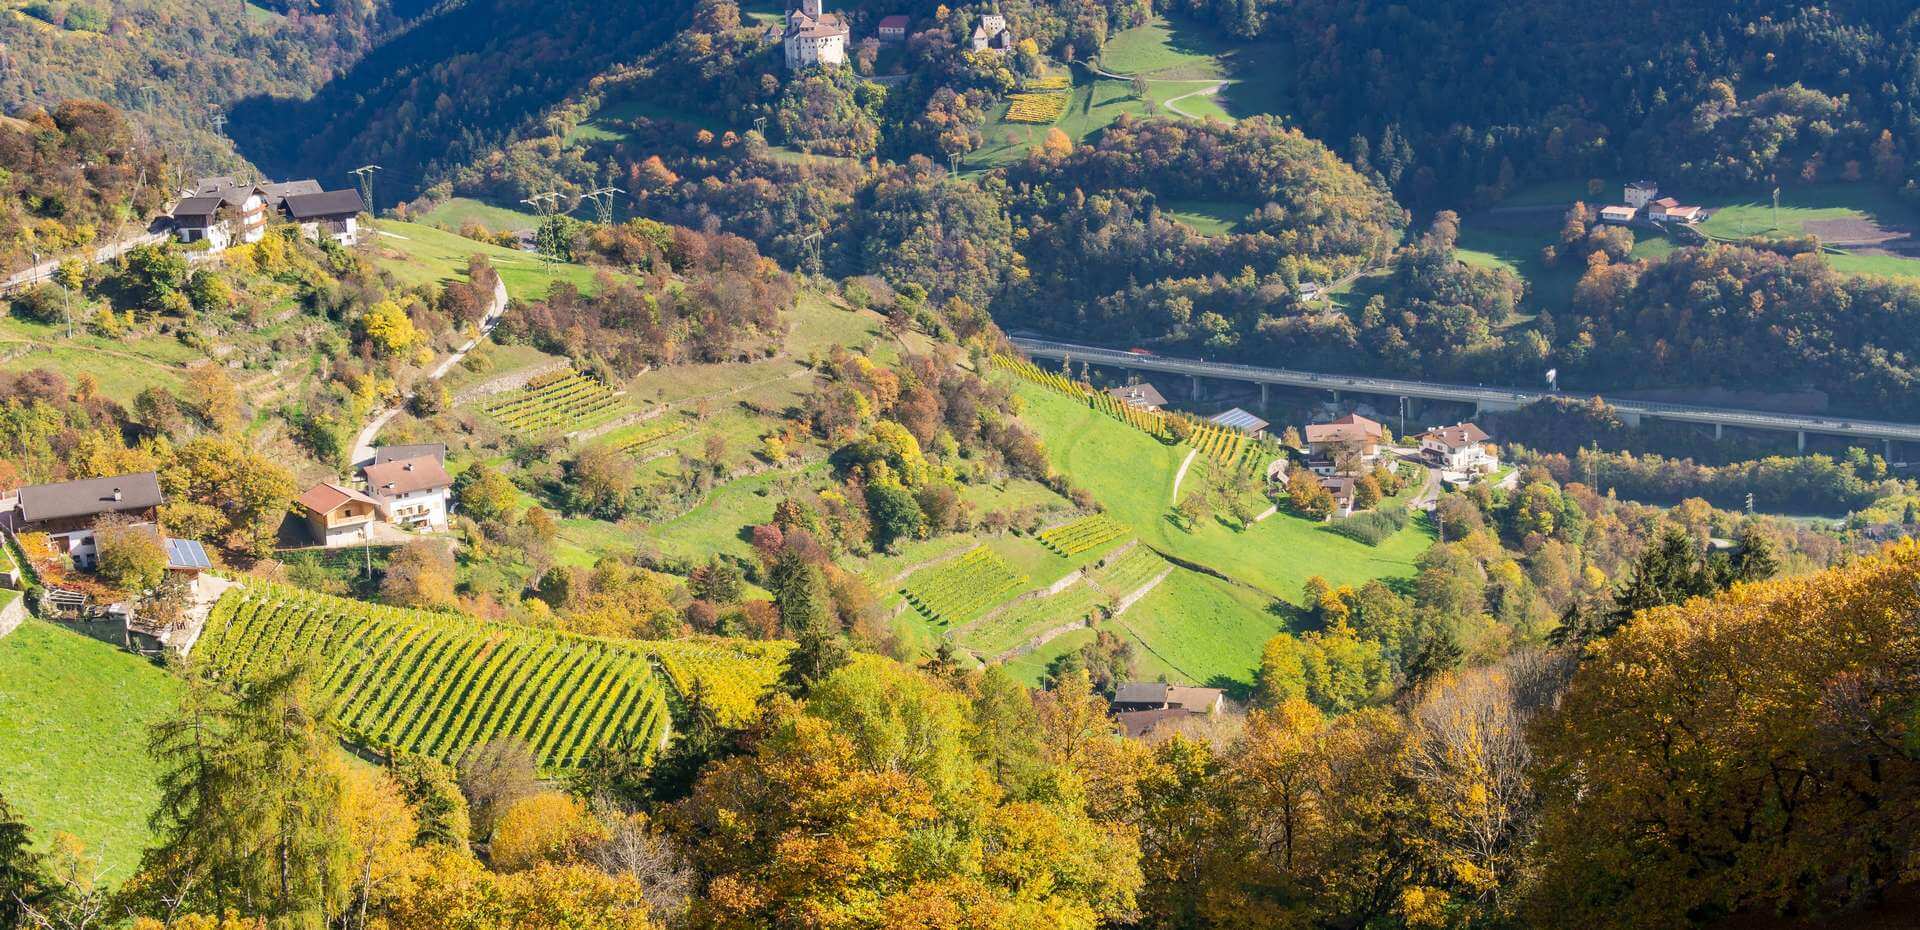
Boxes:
[1010,336,1920,456]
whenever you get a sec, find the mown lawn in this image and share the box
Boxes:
[0,620,182,882]
[412,197,545,233]
[1119,568,1290,693]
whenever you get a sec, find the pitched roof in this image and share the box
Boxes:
[1115,708,1194,739]
[164,537,213,571]
[786,8,848,38]
[1209,407,1269,433]
[1166,685,1224,710]
[1106,382,1167,408]
[1420,422,1490,447]
[296,481,378,515]
[17,472,164,523]
[364,455,452,498]
[190,177,262,208]
[876,14,909,29]
[261,179,323,206]
[1304,413,1384,444]
[1113,681,1169,705]
[171,195,225,221]
[373,443,447,466]
[282,189,365,220]
[1651,196,1680,208]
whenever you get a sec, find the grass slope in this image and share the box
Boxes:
[0,621,182,880]
[368,220,613,300]
[1012,380,1432,604]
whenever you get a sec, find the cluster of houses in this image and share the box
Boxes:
[296,444,453,547]
[1598,180,1705,227]
[1104,381,1503,517]
[168,176,366,253]
[782,1,1011,69]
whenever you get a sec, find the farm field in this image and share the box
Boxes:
[1005,376,1433,603]
[964,16,1290,170]
[195,583,784,767]
[1159,198,1254,236]
[368,219,612,300]
[477,369,629,437]
[411,197,545,234]
[0,620,183,880]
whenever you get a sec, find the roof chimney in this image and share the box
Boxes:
[404,462,414,471]
[112,488,122,501]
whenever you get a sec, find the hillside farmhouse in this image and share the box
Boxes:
[1111,681,1225,738]
[1419,422,1498,473]
[364,454,453,531]
[4,472,164,569]
[1107,382,1167,411]
[1305,413,1386,476]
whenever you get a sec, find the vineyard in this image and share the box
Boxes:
[995,352,1281,477]
[951,546,1168,659]
[899,547,1027,624]
[479,370,625,436]
[607,418,690,456]
[1006,90,1070,123]
[1038,514,1129,557]
[195,584,783,768]
[648,639,789,724]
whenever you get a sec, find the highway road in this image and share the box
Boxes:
[1010,336,1920,445]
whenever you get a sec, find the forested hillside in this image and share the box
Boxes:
[228,0,700,202]
[1169,0,1920,204]
[0,0,403,170]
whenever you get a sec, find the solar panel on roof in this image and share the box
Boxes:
[165,538,213,570]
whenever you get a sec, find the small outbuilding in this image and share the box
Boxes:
[876,14,908,41]
[297,482,381,548]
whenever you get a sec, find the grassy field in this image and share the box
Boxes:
[368,219,613,300]
[0,620,182,881]
[964,16,1290,170]
[1010,379,1432,603]
[412,197,545,233]
[1159,198,1256,235]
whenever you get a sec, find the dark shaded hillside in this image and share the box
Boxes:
[228,0,696,203]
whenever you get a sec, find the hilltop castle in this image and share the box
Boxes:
[784,0,849,69]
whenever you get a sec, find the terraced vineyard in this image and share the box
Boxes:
[1039,514,1129,556]
[1188,422,1247,465]
[608,418,690,455]
[479,370,625,436]
[195,584,779,768]
[649,639,789,724]
[899,547,1027,625]
[952,546,1169,659]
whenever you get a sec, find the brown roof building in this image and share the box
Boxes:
[297,482,381,547]
[6,471,165,569]
[1107,382,1168,410]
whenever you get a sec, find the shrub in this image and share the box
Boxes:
[1325,508,1410,546]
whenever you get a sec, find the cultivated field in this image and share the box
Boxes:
[196,583,786,767]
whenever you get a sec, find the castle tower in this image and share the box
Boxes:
[799,0,823,17]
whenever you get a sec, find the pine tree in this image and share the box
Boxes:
[779,617,850,697]
[0,792,57,928]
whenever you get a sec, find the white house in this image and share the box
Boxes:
[281,189,366,246]
[784,0,849,68]
[1419,422,1498,473]
[1625,180,1659,209]
[363,455,453,531]
[1598,205,1637,224]
[971,13,1013,53]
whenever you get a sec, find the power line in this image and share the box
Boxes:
[350,165,383,215]
[582,186,625,227]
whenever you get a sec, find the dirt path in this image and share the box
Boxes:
[351,277,508,466]
[1162,83,1226,119]
[1170,448,1199,504]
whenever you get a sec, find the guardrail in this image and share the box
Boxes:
[1010,336,1920,444]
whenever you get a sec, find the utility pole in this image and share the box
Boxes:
[351,165,383,215]
[798,230,823,277]
[208,112,227,138]
[582,186,624,227]
[521,191,566,269]
[1771,185,1781,231]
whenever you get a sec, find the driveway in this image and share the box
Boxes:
[349,277,509,467]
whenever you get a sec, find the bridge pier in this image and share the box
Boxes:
[1797,430,1806,452]
[1714,422,1723,440]
[1259,383,1269,408]
[1621,411,1643,428]
[1190,374,1202,400]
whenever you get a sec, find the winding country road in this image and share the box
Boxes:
[349,277,509,467]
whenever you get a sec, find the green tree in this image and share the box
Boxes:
[132,665,352,929]
[94,517,168,591]
[386,754,471,853]
[0,791,58,928]
[969,666,1047,799]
